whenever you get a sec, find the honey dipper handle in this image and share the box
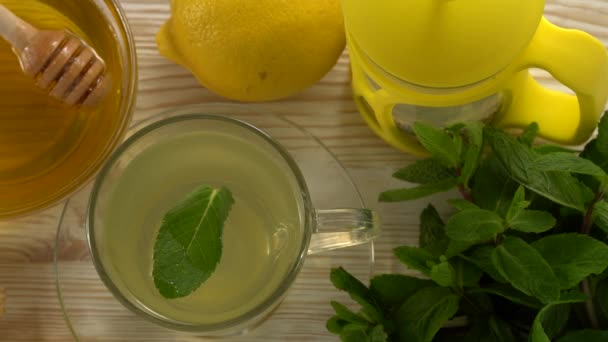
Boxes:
[0,4,37,52]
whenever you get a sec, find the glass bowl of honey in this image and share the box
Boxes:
[0,0,137,218]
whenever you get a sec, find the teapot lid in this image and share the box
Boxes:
[342,0,545,88]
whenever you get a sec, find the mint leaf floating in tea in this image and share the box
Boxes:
[153,186,234,299]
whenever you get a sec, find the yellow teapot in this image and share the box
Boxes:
[343,0,608,154]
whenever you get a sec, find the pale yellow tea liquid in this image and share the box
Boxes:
[96,129,304,325]
[0,0,127,216]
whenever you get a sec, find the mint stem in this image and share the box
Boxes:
[581,192,604,235]
[580,191,604,329]
[457,183,474,202]
[455,168,474,202]
[582,279,600,329]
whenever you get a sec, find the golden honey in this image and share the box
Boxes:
[0,0,131,217]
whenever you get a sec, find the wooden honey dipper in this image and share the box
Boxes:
[0,4,109,107]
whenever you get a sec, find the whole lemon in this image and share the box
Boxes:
[157,0,345,102]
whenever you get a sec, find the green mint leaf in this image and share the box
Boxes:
[509,210,556,233]
[531,233,608,289]
[557,330,608,342]
[326,315,350,334]
[598,267,608,281]
[579,140,606,192]
[445,240,476,258]
[472,156,519,216]
[331,301,371,324]
[487,316,517,342]
[340,324,369,342]
[597,112,608,156]
[505,186,528,223]
[459,319,489,342]
[582,140,608,175]
[379,178,458,202]
[330,267,382,322]
[458,323,486,342]
[559,291,590,303]
[595,278,608,321]
[518,122,539,146]
[463,245,507,283]
[459,122,484,186]
[505,199,530,223]
[485,127,591,212]
[152,186,234,299]
[395,287,460,342]
[468,284,543,309]
[511,184,526,204]
[530,304,571,342]
[419,205,448,257]
[330,267,383,323]
[370,274,433,310]
[445,209,504,242]
[353,295,383,324]
[529,293,587,342]
[532,152,607,179]
[427,239,451,261]
[465,121,484,148]
[329,267,384,322]
[452,133,464,159]
[561,290,590,301]
[448,199,479,211]
[393,158,454,184]
[592,201,608,234]
[331,267,370,299]
[394,246,436,275]
[447,122,466,132]
[507,199,532,221]
[461,318,511,342]
[430,261,455,287]
[452,257,483,287]
[419,204,445,246]
[458,292,494,317]
[369,325,388,342]
[413,122,460,168]
[492,236,560,304]
[534,145,578,155]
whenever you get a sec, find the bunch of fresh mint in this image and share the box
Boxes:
[328,114,608,342]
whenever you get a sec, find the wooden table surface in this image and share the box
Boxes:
[1,0,607,341]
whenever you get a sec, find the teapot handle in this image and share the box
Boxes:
[493,17,608,145]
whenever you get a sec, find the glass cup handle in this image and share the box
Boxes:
[308,209,380,255]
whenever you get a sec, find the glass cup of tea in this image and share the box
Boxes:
[86,114,380,335]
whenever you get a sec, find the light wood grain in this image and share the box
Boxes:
[0,286,5,318]
[1,0,608,340]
